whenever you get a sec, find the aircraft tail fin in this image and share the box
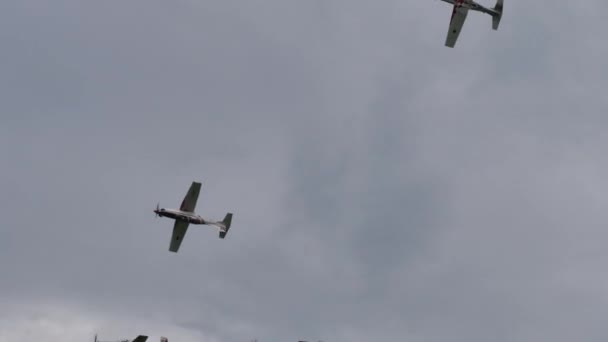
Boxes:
[161,337,168,342]
[218,213,233,239]
[491,0,503,30]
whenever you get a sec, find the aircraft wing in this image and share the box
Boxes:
[445,4,469,48]
[169,220,189,253]
[132,337,148,342]
[179,181,201,212]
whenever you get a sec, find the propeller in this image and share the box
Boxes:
[154,203,160,217]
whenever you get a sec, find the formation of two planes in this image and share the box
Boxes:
[150,3,505,254]
[150,1,505,253]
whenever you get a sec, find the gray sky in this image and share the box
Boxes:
[2,0,608,341]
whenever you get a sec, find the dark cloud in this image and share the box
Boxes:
[2,0,608,341]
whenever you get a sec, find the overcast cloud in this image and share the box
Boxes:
[1,0,608,341]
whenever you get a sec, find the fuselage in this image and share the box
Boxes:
[440,0,491,13]
[154,208,207,224]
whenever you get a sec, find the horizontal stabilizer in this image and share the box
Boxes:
[492,0,503,30]
[219,213,233,239]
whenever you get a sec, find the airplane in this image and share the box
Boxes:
[440,0,503,48]
[94,334,148,342]
[154,181,234,252]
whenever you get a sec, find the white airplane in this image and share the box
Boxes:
[94,334,148,342]
[440,0,503,47]
[154,181,233,252]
